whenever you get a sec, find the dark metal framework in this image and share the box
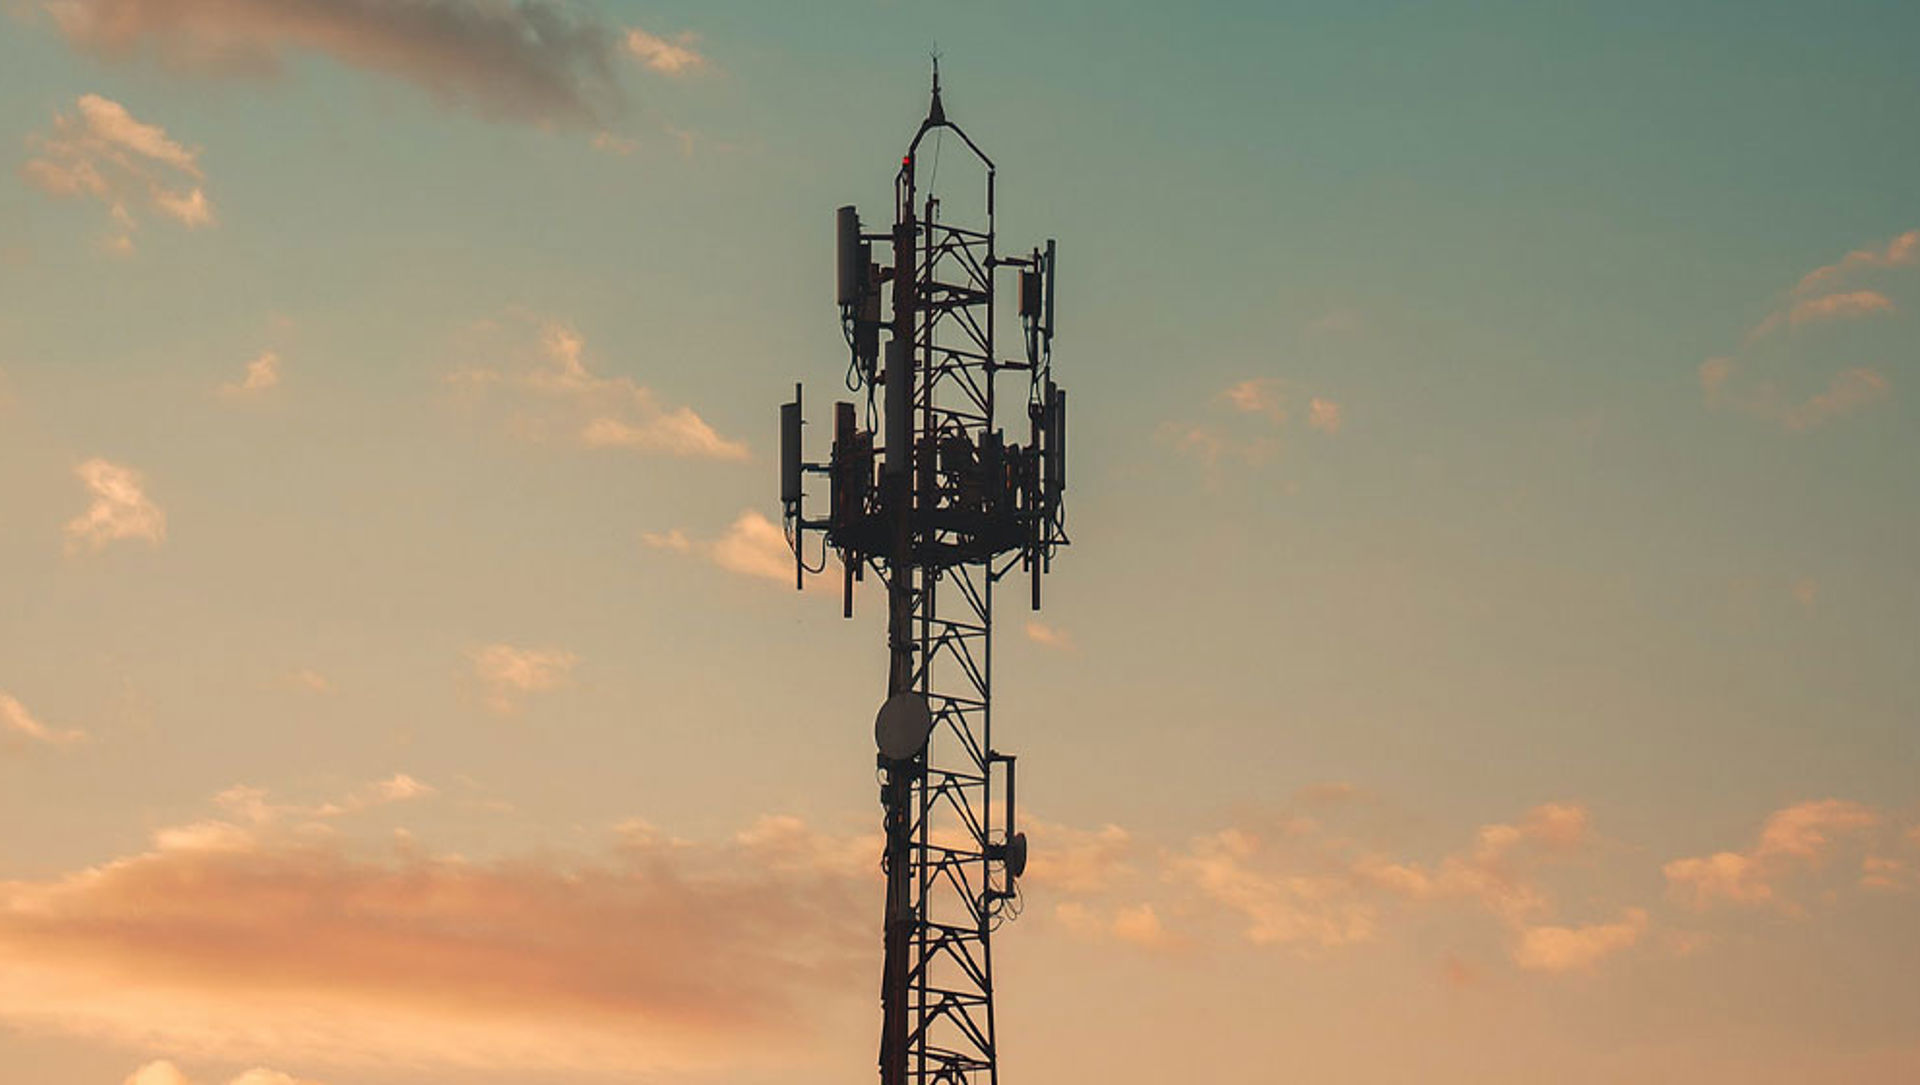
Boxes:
[780,70,1066,1085]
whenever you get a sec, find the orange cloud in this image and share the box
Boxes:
[469,643,576,714]
[709,511,792,581]
[1172,825,1381,948]
[0,799,873,1073]
[127,1062,193,1085]
[451,321,746,461]
[125,1060,324,1085]
[218,351,280,399]
[1510,908,1648,972]
[1787,289,1896,328]
[645,511,843,595]
[1222,377,1286,421]
[68,94,199,174]
[590,131,639,155]
[1791,578,1819,609]
[310,773,435,817]
[1155,421,1280,475]
[1163,802,1606,961]
[1352,801,1592,925]
[65,458,166,554]
[1755,798,1881,857]
[1110,903,1174,947]
[1164,377,1342,476]
[1307,396,1343,434]
[160,776,436,839]
[0,691,86,749]
[1024,620,1074,650]
[1664,850,1769,909]
[23,94,211,250]
[1700,360,1889,432]
[1701,231,1910,429]
[1664,799,1880,912]
[281,669,332,695]
[1023,821,1135,896]
[624,27,706,75]
[1859,855,1912,893]
[39,0,626,125]
[1785,368,1892,430]
[639,527,693,553]
[1792,229,1919,296]
[1054,901,1178,950]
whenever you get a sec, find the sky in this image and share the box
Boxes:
[2,1,1919,1083]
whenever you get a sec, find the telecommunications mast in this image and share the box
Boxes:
[779,65,1068,1085]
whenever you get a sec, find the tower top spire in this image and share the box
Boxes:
[927,54,946,126]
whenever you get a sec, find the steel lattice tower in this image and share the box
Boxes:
[780,68,1066,1085]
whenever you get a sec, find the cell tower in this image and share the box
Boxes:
[779,66,1067,1085]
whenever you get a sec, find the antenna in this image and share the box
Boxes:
[778,67,1070,1085]
[780,383,803,508]
[835,206,863,307]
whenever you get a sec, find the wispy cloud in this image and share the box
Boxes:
[1701,359,1889,432]
[158,776,437,853]
[309,774,436,818]
[1791,230,1919,296]
[35,0,629,126]
[1055,900,1179,950]
[1222,377,1286,421]
[624,26,705,75]
[1164,377,1341,475]
[590,130,638,156]
[23,94,211,250]
[219,350,280,399]
[645,511,837,593]
[1023,821,1136,896]
[1748,288,1900,340]
[451,321,746,461]
[639,527,692,553]
[469,643,576,714]
[1307,396,1343,434]
[1024,620,1074,650]
[282,668,333,694]
[1155,421,1275,472]
[1785,289,1896,328]
[1701,230,1913,429]
[0,691,86,749]
[64,458,166,554]
[1859,854,1914,893]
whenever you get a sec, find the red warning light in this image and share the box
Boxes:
[902,155,912,167]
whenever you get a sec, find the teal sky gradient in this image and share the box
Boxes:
[3,3,1918,1083]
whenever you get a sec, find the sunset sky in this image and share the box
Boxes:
[4,2,1919,1083]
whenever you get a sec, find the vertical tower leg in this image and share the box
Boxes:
[878,182,920,1085]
